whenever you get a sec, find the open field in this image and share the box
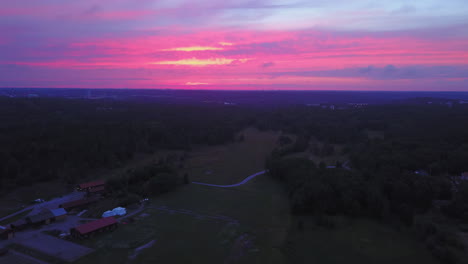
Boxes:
[76,175,290,264]
[285,215,438,264]
[75,128,290,264]
[183,128,281,185]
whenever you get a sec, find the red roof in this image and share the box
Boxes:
[75,217,117,235]
[88,185,106,193]
[78,180,105,189]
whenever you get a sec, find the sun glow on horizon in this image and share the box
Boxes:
[162,46,224,51]
[186,82,209,85]
[150,57,250,66]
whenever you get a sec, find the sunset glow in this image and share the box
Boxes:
[1,0,468,90]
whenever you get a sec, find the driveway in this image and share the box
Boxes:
[191,170,267,188]
[0,191,86,224]
[29,192,86,215]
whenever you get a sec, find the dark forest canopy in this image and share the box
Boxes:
[1,97,468,193]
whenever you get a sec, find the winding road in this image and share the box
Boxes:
[191,170,267,188]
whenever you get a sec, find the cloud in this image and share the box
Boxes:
[149,57,249,66]
[1,1,468,90]
[219,42,233,46]
[261,62,275,68]
[186,82,209,85]
[162,46,224,51]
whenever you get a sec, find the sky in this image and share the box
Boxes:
[1,0,468,90]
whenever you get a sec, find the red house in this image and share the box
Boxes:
[70,217,118,239]
[77,180,106,192]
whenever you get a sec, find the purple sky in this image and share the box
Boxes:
[1,0,468,90]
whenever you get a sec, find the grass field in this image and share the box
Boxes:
[285,215,438,264]
[75,128,290,264]
[183,128,281,185]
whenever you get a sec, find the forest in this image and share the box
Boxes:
[265,104,468,264]
[0,97,252,191]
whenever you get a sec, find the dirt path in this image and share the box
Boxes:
[191,170,267,188]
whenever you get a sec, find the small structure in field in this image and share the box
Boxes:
[77,180,106,192]
[50,208,67,221]
[102,207,127,218]
[59,197,99,211]
[26,210,54,226]
[70,217,118,239]
[0,225,14,240]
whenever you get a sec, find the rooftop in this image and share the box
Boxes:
[74,217,117,235]
[27,210,54,224]
[78,180,105,189]
[50,208,67,217]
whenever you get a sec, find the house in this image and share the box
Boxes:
[70,217,118,239]
[10,219,28,230]
[50,208,67,221]
[60,197,99,211]
[77,180,105,192]
[26,210,54,226]
[0,226,14,240]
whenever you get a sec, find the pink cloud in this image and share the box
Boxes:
[2,24,468,90]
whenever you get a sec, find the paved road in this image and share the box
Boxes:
[192,170,267,188]
[0,192,86,224]
[0,207,32,223]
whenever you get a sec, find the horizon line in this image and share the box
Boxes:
[1,87,468,93]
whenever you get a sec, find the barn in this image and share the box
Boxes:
[26,210,54,226]
[70,217,118,239]
[77,180,105,192]
[10,219,28,230]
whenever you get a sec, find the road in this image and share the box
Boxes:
[0,192,86,223]
[191,170,267,188]
[0,207,32,223]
